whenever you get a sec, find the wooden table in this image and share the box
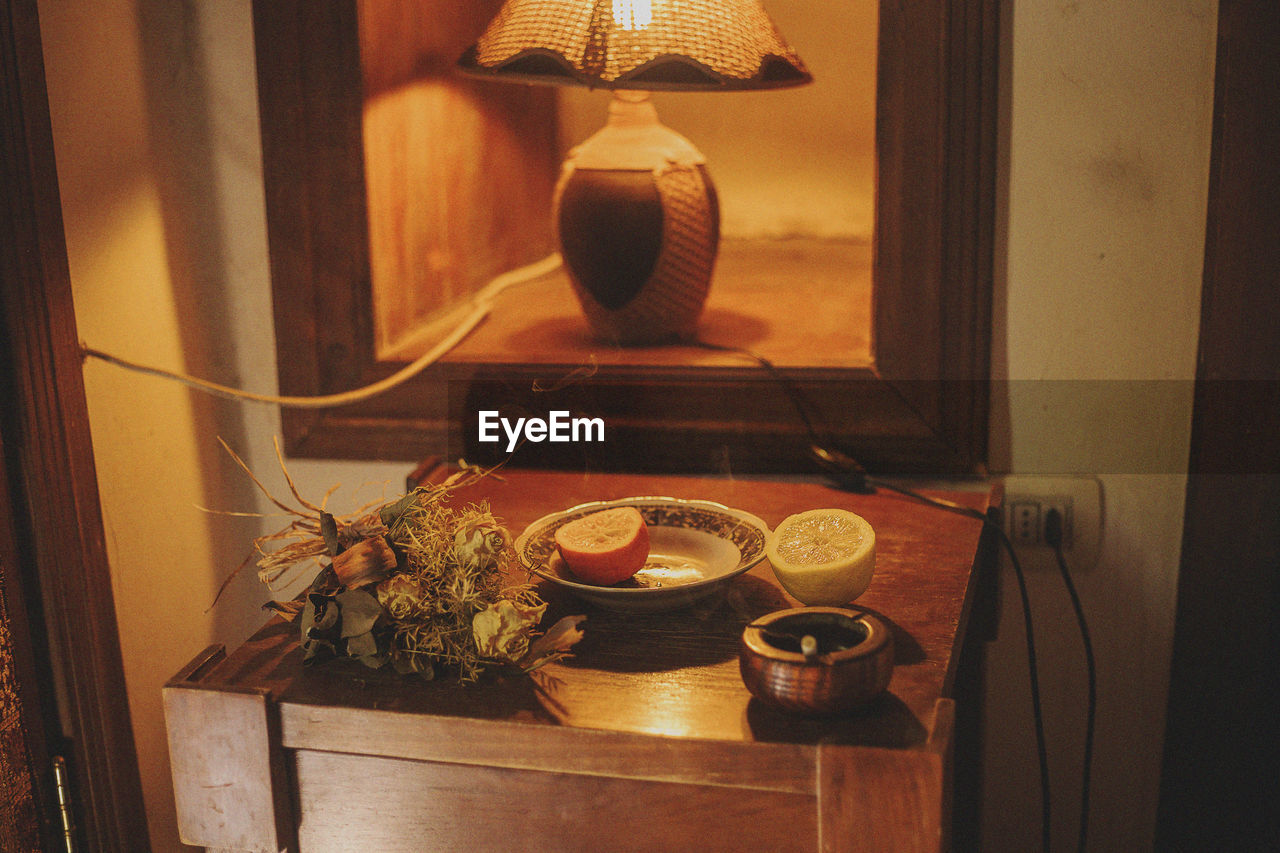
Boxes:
[164,470,995,852]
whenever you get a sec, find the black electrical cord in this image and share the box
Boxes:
[693,338,1053,851]
[1045,508,1096,853]
[870,477,1053,853]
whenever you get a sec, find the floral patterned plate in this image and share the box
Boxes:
[514,497,771,612]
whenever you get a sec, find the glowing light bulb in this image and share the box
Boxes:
[613,0,652,30]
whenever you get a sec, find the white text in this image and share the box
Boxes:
[477,410,605,452]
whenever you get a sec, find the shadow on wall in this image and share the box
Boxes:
[135,0,265,634]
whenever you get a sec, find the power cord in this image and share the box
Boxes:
[81,253,564,407]
[870,476,1053,853]
[1045,508,1096,853]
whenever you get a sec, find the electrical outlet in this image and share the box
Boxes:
[1008,501,1041,545]
[1001,476,1103,569]
[1005,496,1074,548]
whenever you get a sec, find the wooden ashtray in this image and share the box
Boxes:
[739,607,894,714]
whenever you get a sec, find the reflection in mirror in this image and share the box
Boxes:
[252,0,994,473]
[357,0,877,370]
[358,0,558,362]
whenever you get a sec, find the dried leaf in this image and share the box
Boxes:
[336,589,384,639]
[379,490,421,532]
[305,592,342,640]
[331,536,396,589]
[346,631,387,668]
[300,593,340,664]
[262,598,307,621]
[320,511,340,557]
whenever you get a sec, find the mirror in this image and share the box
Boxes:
[251,0,995,475]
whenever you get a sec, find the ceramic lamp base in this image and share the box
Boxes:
[554,93,719,345]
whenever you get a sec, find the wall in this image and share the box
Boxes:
[36,2,407,849]
[987,1,1216,850]
[34,0,1215,850]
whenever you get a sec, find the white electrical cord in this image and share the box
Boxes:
[81,253,564,409]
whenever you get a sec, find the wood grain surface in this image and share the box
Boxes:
[293,749,816,852]
[164,686,293,852]
[426,238,872,370]
[357,0,558,359]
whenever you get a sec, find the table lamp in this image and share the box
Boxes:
[459,0,811,345]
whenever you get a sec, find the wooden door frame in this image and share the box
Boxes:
[1157,0,1280,848]
[0,0,149,847]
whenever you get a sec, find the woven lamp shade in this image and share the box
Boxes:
[458,0,811,91]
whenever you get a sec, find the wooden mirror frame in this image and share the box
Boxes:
[251,0,996,476]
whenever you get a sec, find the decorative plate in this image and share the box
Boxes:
[514,497,771,612]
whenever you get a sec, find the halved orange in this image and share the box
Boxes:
[554,507,650,585]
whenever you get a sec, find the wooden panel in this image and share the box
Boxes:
[817,699,952,853]
[164,658,295,853]
[875,0,997,459]
[357,0,557,358]
[818,747,944,853]
[293,750,817,852]
[251,0,371,447]
[281,703,817,794]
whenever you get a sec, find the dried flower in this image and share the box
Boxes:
[454,519,510,572]
[376,573,429,621]
[472,597,548,664]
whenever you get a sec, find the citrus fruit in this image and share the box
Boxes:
[554,506,650,585]
[766,509,876,605]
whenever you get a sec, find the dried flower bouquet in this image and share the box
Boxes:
[222,441,583,682]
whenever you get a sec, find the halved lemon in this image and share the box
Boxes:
[554,506,650,585]
[766,509,876,605]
